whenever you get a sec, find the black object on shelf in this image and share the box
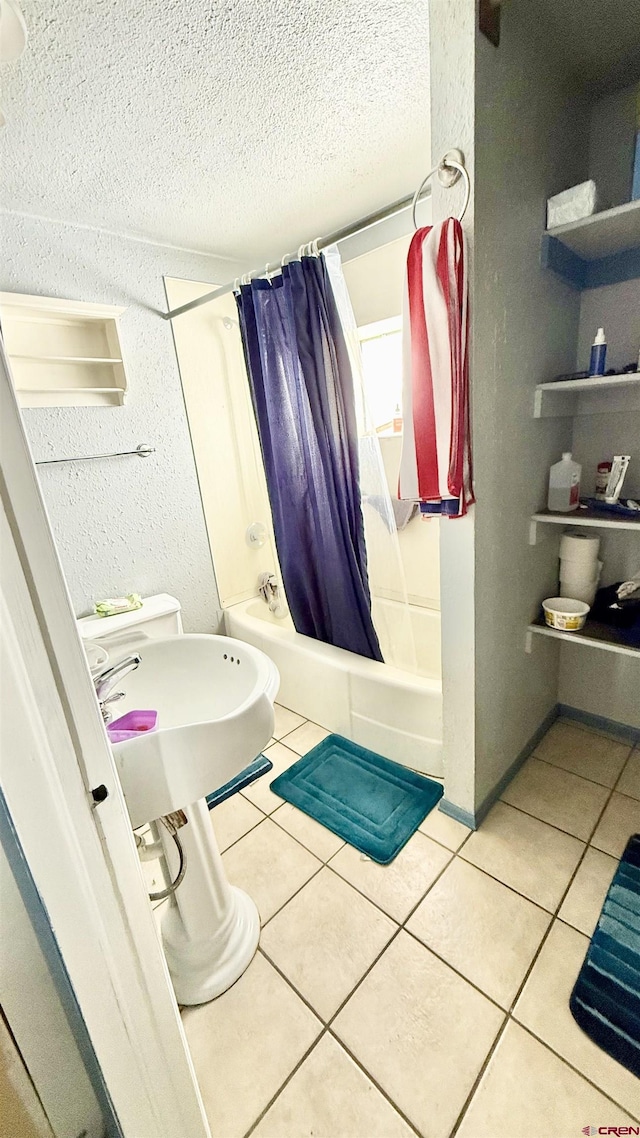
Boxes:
[591,584,640,638]
[551,369,590,383]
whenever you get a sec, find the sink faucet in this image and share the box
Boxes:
[93,654,141,724]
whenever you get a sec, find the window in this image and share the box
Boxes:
[358,316,403,435]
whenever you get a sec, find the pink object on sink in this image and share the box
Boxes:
[107,710,158,744]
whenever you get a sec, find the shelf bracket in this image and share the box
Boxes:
[525,629,533,654]
[528,518,552,546]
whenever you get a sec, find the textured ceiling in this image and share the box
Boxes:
[0,0,431,260]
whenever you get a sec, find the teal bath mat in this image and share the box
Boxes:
[570,832,640,1076]
[270,734,443,864]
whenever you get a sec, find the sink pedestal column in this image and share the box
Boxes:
[157,798,260,1005]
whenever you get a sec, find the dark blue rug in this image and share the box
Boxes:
[270,734,443,864]
[570,832,640,1077]
[206,754,272,810]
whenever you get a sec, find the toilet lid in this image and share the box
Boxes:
[77,593,181,641]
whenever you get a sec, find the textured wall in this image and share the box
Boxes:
[428,0,476,816]
[472,3,590,808]
[1,212,244,631]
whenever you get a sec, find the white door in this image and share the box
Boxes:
[0,341,211,1138]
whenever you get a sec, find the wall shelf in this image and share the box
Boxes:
[527,616,640,658]
[541,199,640,289]
[10,354,123,365]
[533,372,640,417]
[548,199,640,258]
[0,292,128,408]
[529,505,640,544]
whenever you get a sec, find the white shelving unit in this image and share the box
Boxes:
[546,198,640,259]
[0,292,128,408]
[529,507,640,545]
[531,195,640,661]
[533,372,640,418]
[527,619,640,658]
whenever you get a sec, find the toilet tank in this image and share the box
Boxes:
[77,593,183,647]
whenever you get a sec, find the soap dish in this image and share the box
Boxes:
[107,709,158,744]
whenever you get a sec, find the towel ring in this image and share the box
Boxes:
[412,149,471,229]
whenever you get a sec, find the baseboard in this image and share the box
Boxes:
[440,703,561,831]
[440,701,639,831]
[437,798,477,831]
[557,704,640,745]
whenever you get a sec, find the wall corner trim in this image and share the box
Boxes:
[473,703,562,827]
[438,798,477,831]
[445,704,562,831]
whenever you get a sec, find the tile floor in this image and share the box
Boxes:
[155,711,640,1138]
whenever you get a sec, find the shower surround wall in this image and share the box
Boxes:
[0,212,244,630]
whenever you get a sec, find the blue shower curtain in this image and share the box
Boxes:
[236,254,383,662]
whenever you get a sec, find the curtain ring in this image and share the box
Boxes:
[311,238,320,257]
[232,278,240,294]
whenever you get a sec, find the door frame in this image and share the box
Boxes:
[0,342,211,1138]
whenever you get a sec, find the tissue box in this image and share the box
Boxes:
[547,180,598,229]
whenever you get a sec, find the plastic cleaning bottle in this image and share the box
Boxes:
[548,452,581,513]
[589,328,607,376]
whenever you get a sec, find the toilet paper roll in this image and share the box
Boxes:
[560,558,603,586]
[559,578,599,605]
[561,569,599,586]
[559,530,600,567]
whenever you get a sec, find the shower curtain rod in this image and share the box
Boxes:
[161,184,432,322]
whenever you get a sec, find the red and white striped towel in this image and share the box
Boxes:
[398,218,474,518]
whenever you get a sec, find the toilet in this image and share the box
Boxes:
[77,592,270,1005]
[77,592,184,657]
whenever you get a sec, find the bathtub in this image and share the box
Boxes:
[224,597,443,776]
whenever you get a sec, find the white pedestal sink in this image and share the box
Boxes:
[107,634,279,1005]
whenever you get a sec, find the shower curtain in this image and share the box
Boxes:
[236,254,383,662]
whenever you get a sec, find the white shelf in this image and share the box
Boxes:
[536,372,640,394]
[22,387,123,395]
[533,372,640,417]
[546,199,640,259]
[0,292,127,408]
[528,620,640,658]
[529,507,640,544]
[11,354,123,365]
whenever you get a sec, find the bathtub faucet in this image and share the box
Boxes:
[258,573,287,619]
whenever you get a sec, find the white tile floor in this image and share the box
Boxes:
[160,710,640,1138]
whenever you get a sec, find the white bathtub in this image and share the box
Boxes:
[224,598,443,776]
